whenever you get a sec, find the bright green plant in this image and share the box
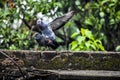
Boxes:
[70,28,105,51]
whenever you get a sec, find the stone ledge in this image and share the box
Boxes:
[0,50,120,70]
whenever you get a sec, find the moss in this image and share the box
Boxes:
[24,60,33,67]
[1,50,120,70]
[23,54,120,70]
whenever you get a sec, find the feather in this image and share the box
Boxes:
[49,11,74,31]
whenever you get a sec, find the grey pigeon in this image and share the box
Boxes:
[34,11,74,49]
[34,32,59,49]
[36,19,56,41]
[22,11,74,49]
[23,11,74,32]
[34,19,58,49]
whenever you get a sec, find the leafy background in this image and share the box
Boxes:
[0,0,120,51]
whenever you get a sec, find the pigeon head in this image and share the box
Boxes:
[34,32,42,40]
[37,19,47,30]
[34,32,46,46]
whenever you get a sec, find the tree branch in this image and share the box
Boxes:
[0,51,26,79]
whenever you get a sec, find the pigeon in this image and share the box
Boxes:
[36,19,56,41]
[22,11,74,49]
[34,32,59,49]
[34,19,59,49]
[23,11,74,32]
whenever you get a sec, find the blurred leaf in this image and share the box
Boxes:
[90,44,96,50]
[110,19,115,25]
[9,45,18,50]
[70,28,105,51]
[95,40,102,44]
[116,11,120,20]
[85,18,93,26]
[55,2,62,8]
[70,41,78,50]
[77,36,85,44]
[91,3,99,8]
[101,0,109,5]
[99,12,105,17]
[75,0,80,6]
[71,32,79,38]
[98,44,105,51]
[85,41,91,49]
[85,3,90,10]
[81,28,94,40]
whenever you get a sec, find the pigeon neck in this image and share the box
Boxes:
[41,22,48,29]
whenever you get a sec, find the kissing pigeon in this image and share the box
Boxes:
[34,32,59,49]
[22,11,74,49]
[34,19,57,49]
[34,11,74,49]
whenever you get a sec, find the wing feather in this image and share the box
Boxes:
[49,11,74,31]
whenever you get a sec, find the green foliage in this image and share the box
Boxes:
[0,0,120,51]
[115,45,120,52]
[70,28,105,51]
[65,0,120,51]
[0,0,76,50]
[0,26,35,50]
[0,0,60,50]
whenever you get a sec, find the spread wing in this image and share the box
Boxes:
[22,18,41,32]
[49,11,74,31]
[22,11,74,32]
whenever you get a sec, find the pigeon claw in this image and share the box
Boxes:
[47,39,52,44]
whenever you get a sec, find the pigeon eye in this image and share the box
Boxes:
[37,19,42,24]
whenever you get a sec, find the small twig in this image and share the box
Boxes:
[62,27,68,50]
[0,51,26,79]
[28,26,34,40]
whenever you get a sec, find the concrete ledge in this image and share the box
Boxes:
[0,50,120,70]
[0,50,120,79]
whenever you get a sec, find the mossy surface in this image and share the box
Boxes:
[24,55,120,70]
[0,50,120,71]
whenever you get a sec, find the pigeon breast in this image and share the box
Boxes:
[41,25,56,40]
